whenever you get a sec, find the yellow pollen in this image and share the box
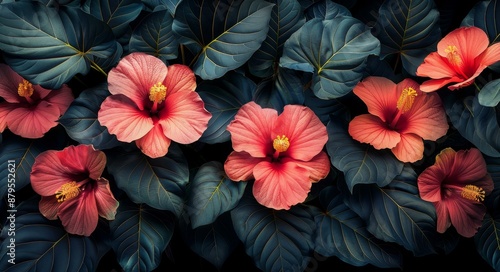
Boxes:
[444,45,462,65]
[273,135,290,152]
[149,82,167,103]
[18,79,34,98]
[396,87,418,113]
[461,184,485,202]
[55,181,80,203]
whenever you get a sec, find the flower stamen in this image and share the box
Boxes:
[18,79,34,98]
[461,184,485,202]
[55,181,80,203]
[397,87,418,113]
[445,45,462,65]
[149,82,167,103]
[273,135,290,152]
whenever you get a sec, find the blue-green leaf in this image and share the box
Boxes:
[172,0,274,79]
[478,78,500,107]
[444,94,500,157]
[280,17,380,99]
[107,145,189,217]
[128,9,179,61]
[231,192,315,272]
[197,71,256,144]
[109,198,176,272]
[0,2,118,89]
[475,213,500,271]
[325,118,404,192]
[313,186,402,268]
[248,0,305,78]
[305,0,351,20]
[82,0,143,38]
[59,84,121,150]
[180,212,240,270]
[141,0,181,15]
[304,91,351,124]
[186,161,246,228]
[373,0,441,75]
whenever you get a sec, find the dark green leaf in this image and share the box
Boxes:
[82,0,143,37]
[305,0,351,20]
[478,78,500,107]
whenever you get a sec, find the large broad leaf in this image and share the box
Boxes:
[179,212,240,270]
[304,91,351,125]
[59,84,121,150]
[82,0,143,38]
[304,0,351,20]
[231,191,315,272]
[186,161,246,228]
[109,198,176,272]
[141,0,181,14]
[344,165,439,257]
[325,118,404,192]
[313,186,402,268]
[373,0,441,75]
[475,213,500,271]
[197,71,256,144]
[478,77,500,108]
[0,2,119,89]
[0,197,106,272]
[280,17,380,99]
[444,95,500,157]
[106,145,189,217]
[128,9,179,61]
[172,0,274,80]
[247,0,305,78]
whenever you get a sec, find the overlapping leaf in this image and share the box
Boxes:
[0,2,118,89]
[313,186,402,268]
[59,84,121,150]
[325,118,404,192]
[172,0,274,79]
[475,213,500,271]
[186,161,246,228]
[141,0,181,14]
[109,198,176,272]
[247,0,305,78]
[373,0,441,75]
[106,145,189,217]
[280,17,380,99]
[128,9,179,61]
[304,0,351,20]
[231,192,315,272]
[478,78,500,107]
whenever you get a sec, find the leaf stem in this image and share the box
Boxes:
[90,61,108,77]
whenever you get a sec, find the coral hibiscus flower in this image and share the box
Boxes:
[98,52,211,158]
[417,148,493,237]
[30,144,119,236]
[348,76,449,163]
[224,101,330,210]
[416,26,500,92]
[0,64,73,138]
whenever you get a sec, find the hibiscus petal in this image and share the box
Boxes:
[437,26,489,64]
[402,92,448,141]
[43,84,74,115]
[419,76,463,92]
[416,52,458,80]
[0,64,24,103]
[98,94,154,142]
[94,178,119,220]
[290,152,330,182]
[223,151,264,181]
[446,197,486,238]
[0,102,15,132]
[478,42,500,67]
[108,52,168,109]
[348,114,401,150]
[7,101,59,138]
[391,133,424,163]
[417,162,447,203]
[31,150,75,196]
[448,148,490,185]
[253,160,311,210]
[58,190,99,236]
[274,105,327,161]
[55,145,106,180]
[158,90,211,144]
[39,196,60,220]
[352,76,398,122]
[434,201,452,233]
[135,123,172,158]
[163,64,197,95]
[226,102,277,158]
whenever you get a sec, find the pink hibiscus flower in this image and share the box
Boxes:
[348,76,449,163]
[416,26,500,92]
[98,52,211,158]
[30,144,119,236]
[417,148,493,237]
[0,64,73,138]
[223,101,330,210]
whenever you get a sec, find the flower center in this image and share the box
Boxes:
[273,135,290,153]
[461,184,485,202]
[445,45,462,65]
[396,87,417,114]
[55,181,80,203]
[149,82,167,103]
[18,79,34,98]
